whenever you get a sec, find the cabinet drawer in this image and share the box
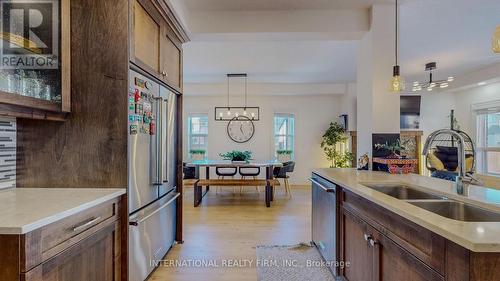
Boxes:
[41,199,117,255]
[21,198,120,272]
[342,189,445,275]
[22,221,121,281]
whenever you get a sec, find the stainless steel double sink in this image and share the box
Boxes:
[363,183,500,222]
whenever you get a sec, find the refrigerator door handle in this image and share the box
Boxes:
[153,96,163,186]
[162,99,168,183]
[129,192,180,226]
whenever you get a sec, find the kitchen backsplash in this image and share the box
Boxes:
[0,117,16,189]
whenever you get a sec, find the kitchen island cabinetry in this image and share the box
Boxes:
[312,169,500,281]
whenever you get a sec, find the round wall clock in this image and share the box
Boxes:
[227,116,255,143]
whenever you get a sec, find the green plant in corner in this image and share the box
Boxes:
[219,150,252,162]
[321,122,354,168]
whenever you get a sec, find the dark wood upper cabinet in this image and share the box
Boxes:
[0,0,71,121]
[131,0,183,92]
[160,24,181,89]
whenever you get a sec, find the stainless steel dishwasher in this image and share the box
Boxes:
[311,173,337,276]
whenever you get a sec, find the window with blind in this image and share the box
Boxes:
[274,113,295,158]
[187,114,208,159]
[476,103,500,176]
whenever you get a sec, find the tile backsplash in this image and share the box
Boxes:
[0,117,16,189]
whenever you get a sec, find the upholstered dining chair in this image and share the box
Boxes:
[215,167,238,193]
[238,167,261,194]
[273,161,295,198]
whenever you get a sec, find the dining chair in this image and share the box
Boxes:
[182,163,196,179]
[273,161,295,198]
[238,167,261,194]
[215,167,238,193]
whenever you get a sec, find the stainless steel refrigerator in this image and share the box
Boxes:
[128,69,179,281]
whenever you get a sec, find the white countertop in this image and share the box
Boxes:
[0,188,126,234]
[313,168,500,252]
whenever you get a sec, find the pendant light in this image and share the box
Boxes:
[493,25,500,53]
[390,0,405,93]
[215,74,260,121]
[412,62,454,92]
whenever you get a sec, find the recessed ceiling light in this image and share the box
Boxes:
[478,81,487,86]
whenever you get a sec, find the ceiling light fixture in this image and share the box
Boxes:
[412,62,455,92]
[390,0,405,93]
[215,74,260,121]
[493,25,500,53]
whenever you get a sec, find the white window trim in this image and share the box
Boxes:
[473,101,500,176]
[187,113,209,160]
[273,112,296,160]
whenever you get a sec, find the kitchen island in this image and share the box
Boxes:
[311,168,500,281]
[0,188,127,281]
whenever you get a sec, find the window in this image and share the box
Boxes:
[187,114,208,159]
[477,111,500,176]
[274,113,295,158]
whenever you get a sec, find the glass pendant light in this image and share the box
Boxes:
[493,25,500,53]
[390,0,405,93]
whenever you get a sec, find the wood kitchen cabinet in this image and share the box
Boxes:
[0,196,126,281]
[131,0,183,91]
[0,0,70,121]
[342,209,442,281]
[339,188,500,281]
[341,210,373,281]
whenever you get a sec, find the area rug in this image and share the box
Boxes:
[255,243,336,281]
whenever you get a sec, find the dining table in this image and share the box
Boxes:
[185,159,283,207]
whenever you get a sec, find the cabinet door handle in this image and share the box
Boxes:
[72,216,101,232]
[363,233,372,241]
[369,238,379,247]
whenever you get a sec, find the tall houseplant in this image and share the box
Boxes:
[321,122,354,168]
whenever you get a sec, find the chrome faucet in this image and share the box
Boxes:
[422,129,482,196]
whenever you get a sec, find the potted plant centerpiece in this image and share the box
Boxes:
[374,140,407,159]
[219,150,252,163]
[190,149,206,161]
[276,150,292,163]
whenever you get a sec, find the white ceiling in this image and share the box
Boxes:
[400,0,500,83]
[176,0,500,84]
[183,41,358,83]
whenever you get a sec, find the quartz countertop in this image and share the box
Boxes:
[313,168,500,252]
[0,188,126,234]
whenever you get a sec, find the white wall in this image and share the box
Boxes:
[420,92,456,142]
[420,81,500,142]
[454,81,500,136]
[183,94,343,184]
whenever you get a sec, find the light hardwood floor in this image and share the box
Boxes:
[149,185,311,281]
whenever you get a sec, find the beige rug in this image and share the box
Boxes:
[255,243,336,281]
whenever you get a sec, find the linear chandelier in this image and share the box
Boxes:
[215,74,260,121]
[411,62,454,92]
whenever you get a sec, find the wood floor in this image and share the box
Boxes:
[149,185,311,281]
